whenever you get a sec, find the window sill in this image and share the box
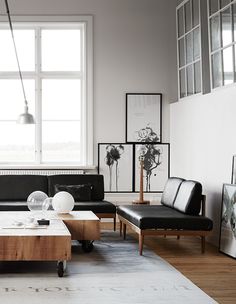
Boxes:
[0,165,97,170]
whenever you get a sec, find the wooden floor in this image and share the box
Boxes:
[102,223,236,304]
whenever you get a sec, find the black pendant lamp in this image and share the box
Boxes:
[5,0,35,124]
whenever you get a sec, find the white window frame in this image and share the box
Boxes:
[0,15,93,169]
[176,0,202,99]
[208,0,236,90]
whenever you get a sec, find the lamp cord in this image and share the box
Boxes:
[4,0,28,107]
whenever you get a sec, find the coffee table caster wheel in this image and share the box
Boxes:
[57,261,65,277]
[81,240,94,253]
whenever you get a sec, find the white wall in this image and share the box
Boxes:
[170,85,236,245]
[0,0,178,165]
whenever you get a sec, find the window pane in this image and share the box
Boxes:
[212,52,222,88]
[42,122,81,163]
[223,46,233,85]
[193,27,200,60]
[42,79,81,120]
[0,30,35,71]
[187,65,194,96]
[178,38,185,67]
[185,1,192,32]
[42,29,81,71]
[194,61,201,93]
[220,0,231,9]
[233,3,236,41]
[221,7,232,47]
[186,32,193,64]
[0,122,35,162]
[210,14,221,51]
[179,69,186,98]
[0,79,35,120]
[178,7,184,37]
[192,0,200,27]
[209,0,219,16]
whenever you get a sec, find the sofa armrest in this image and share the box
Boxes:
[201,195,206,216]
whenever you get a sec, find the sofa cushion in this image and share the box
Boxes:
[0,202,29,211]
[54,184,92,201]
[0,175,48,201]
[161,177,185,208]
[173,180,202,215]
[48,175,104,201]
[73,200,116,213]
[117,205,213,230]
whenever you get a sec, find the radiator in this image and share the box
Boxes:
[0,169,84,175]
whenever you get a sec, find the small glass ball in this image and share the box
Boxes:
[42,197,53,211]
[27,191,48,212]
[52,191,75,214]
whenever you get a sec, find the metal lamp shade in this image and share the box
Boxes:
[17,106,35,124]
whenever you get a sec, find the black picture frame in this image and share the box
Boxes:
[134,143,170,193]
[98,143,134,193]
[125,93,162,143]
[219,183,236,259]
[231,155,236,184]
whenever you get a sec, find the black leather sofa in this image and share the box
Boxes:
[117,177,213,255]
[0,174,117,230]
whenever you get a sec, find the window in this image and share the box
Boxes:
[0,16,93,166]
[177,0,202,98]
[208,0,236,89]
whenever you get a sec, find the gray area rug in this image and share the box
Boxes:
[0,231,217,304]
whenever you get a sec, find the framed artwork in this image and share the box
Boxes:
[98,143,134,192]
[125,93,162,143]
[231,155,236,184]
[219,184,236,258]
[134,143,170,193]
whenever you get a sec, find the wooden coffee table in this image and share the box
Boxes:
[49,211,100,252]
[0,211,100,276]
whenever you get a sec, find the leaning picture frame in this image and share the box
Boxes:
[98,143,134,192]
[125,93,162,143]
[134,143,170,193]
[231,155,236,184]
[219,183,236,258]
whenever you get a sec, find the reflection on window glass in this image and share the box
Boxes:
[185,1,192,32]
[221,7,232,47]
[220,0,231,9]
[223,47,233,85]
[179,38,185,67]
[186,32,193,64]
[193,27,200,60]
[178,7,184,37]
[194,61,201,93]
[180,69,186,98]
[210,14,221,51]
[212,52,222,88]
[187,65,193,96]
[192,0,200,27]
[209,0,219,16]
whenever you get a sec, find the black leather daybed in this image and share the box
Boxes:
[117,177,213,255]
[0,174,117,230]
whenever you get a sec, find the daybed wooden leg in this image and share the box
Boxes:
[139,234,144,255]
[119,220,123,236]
[177,235,180,240]
[123,223,127,240]
[114,216,116,231]
[201,236,205,253]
